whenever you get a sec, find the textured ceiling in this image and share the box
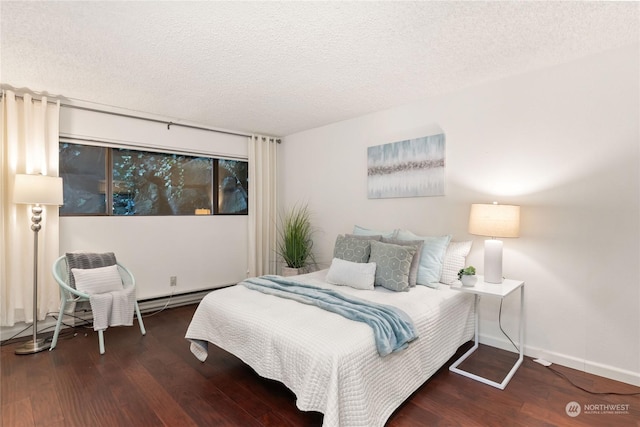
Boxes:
[1,1,638,137]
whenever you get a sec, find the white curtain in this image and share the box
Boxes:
[0,90,61,326]
[248,134,278,276]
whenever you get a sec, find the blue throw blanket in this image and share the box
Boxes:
[242,275,418,356]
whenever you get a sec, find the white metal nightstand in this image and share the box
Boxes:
[449,276,525,390]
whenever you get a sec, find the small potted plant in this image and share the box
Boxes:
[458,266,477,287]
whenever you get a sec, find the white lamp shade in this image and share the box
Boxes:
[468,203,520,238]
[14,174,64,206]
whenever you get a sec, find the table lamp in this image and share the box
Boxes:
[468,202,520,284]
[13,173,63,354]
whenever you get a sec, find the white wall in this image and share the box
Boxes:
[59,107,249,300]
[279,45,640,385]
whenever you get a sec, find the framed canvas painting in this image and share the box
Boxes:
[367,133,445,199]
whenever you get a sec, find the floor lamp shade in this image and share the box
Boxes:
[14,174,64,206]
[468,203,520,284]
[13,174,63,354]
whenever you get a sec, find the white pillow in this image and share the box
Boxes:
[440,241,473,284]
[326,257,376,290]
[72,265,123,295]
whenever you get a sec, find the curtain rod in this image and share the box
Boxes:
[65,103,252,138]
[1,91,280,142]
[59,135,249,161]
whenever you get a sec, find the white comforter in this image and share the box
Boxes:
[185,270,474,427]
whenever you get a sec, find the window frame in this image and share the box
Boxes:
[59,139,248,217]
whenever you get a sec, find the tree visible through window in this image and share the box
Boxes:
[60,142,248,216]
[218,159,248,214]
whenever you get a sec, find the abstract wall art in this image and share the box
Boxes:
[367,133,445,199]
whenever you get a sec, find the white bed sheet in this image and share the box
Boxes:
[185,269,474,427]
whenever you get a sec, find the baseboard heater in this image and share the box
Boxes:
[137,284,233,313]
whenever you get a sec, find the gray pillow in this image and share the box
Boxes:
[66,252,117,289]
[333,235,373,263]
[369,240,417,292]
[345,233,383,241]
[381,237,424,287]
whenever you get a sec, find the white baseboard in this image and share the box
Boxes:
[480,333,640,387]
[137,288,212,313]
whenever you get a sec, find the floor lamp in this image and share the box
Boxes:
[13,174,64,355]
[468,202,520,284]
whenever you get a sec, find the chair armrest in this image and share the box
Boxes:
[117,261,136,289]
[52,256,137,298]
[52,256,91,299]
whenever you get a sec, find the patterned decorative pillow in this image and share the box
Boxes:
[66,252,117,289]
[369,240,416,292]
[395,230,451,288]
[440,241,473,284]
[352,225,397,239]
[381,237,423,287]
[325,258,376,290]
[345,233,383,241]
[71,265,123,295]
[333,235,374,263]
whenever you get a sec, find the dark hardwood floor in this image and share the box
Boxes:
[2,304,639,426]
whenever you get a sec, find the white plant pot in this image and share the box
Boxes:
[281,266,301,277]
[461,275,478,287]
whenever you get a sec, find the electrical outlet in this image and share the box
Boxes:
[170,276,177,287]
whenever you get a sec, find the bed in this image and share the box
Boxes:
[185,268,475,427]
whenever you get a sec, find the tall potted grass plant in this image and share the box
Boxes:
[277,203,315,276]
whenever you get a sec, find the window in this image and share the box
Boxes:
[60,142,248,216]
[59,144,107,215]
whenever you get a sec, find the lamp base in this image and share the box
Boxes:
[484,239,504,284]
[15,338,50,355]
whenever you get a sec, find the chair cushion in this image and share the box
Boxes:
[71,265,124,295]
[66,252,117,289]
